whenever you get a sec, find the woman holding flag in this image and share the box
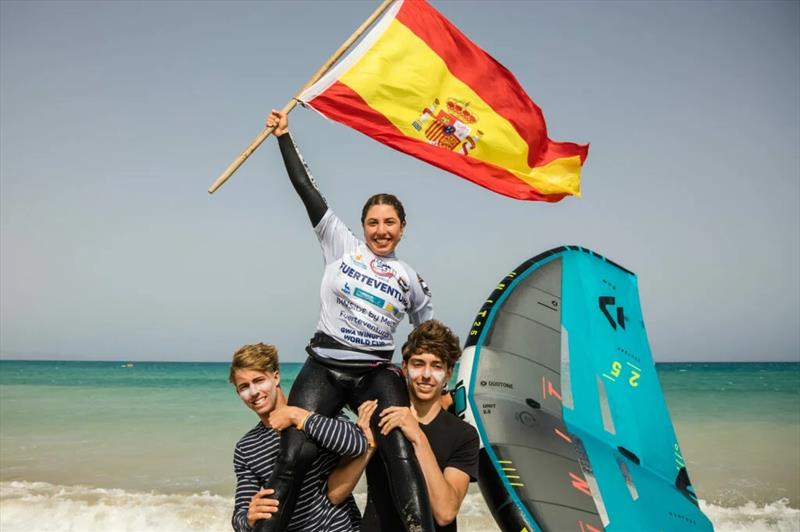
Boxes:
[256,110,435,532]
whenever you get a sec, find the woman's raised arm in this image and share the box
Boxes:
[267,109,328,227]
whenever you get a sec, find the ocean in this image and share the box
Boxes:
[0,360,798,531]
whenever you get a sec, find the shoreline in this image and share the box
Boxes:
[1,479,798,532]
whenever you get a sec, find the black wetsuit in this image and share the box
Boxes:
[255,133,435,532]
[362,409,479,532]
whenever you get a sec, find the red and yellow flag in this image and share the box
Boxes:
[299,0,588,202]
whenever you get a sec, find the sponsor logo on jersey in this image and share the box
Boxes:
[398,276,409,293]
[352,288,402,319]
[354,287,385,308]
[370,258,394,279]
[417,274,432,297]
[338,263,408,306]
[342,282,351,295]
[336,296,366,315]
[352,253,368,270]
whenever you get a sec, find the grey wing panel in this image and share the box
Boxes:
[475,257,603,530]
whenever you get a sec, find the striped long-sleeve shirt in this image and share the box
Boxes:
[232,413,366,532]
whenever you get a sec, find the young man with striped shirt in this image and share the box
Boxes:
[230,343,368,532]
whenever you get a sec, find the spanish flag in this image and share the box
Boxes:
[298,0,588,202]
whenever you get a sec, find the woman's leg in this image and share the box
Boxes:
[256,357,346,532]
[353,365,435,532]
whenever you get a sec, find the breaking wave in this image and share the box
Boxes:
[1,481,797,531]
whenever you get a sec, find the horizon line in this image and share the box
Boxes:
[1,356,798,364]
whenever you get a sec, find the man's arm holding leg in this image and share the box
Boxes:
[379,406,470,527]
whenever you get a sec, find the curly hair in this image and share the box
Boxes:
[228,343,279,383]
[401,320,461,370]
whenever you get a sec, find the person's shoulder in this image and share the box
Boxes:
[435,409,478,441]
[316,209,361,246]
[391,258,431,293]
[313,208,336,232]
[235,422,270,450]
[395,260,431,299]
[435,407,468,426]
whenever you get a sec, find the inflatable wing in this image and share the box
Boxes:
[453,246,713,532]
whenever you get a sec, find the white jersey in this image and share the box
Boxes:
[313,209,433,361]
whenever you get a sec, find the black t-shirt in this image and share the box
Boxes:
[362,408,479,532]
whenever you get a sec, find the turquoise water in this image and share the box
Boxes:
[658,363,800,424]
[1,360,798,531]
[657,363,800,513]
[0,361,302,496]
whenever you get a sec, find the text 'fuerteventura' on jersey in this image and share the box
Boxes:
[313,209,433,361]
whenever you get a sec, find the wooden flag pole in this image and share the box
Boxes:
[208,0,395,194]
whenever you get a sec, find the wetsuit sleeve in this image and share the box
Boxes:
[304,413,368,457]
[278,132,360,265]
[277,132,328,227]
[405,265,434,326]
[232,445,258,532]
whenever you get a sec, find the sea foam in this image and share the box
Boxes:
[0,481,231,532]
[1,481,798,532]
[701,499,800,532]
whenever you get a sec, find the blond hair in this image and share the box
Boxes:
[229,343,279,383]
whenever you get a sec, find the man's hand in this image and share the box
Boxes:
[266,109,289,137]
[378,406,423,445]
[356,400,378,450]
[268,405,310,431]
[246,488,279,527]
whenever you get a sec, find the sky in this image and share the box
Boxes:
[1,0,798,363]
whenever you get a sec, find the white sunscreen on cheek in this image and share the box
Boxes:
[430,369,446,384]
[407,367,424,381]
[256,379,275,395]
[407,367,446,384]
[240,378,275,400]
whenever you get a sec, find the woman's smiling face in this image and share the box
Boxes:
[362,204,404,256]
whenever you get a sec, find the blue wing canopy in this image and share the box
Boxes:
[456,246,713,532]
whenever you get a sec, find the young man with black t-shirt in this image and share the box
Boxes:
[327,320,480,532]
